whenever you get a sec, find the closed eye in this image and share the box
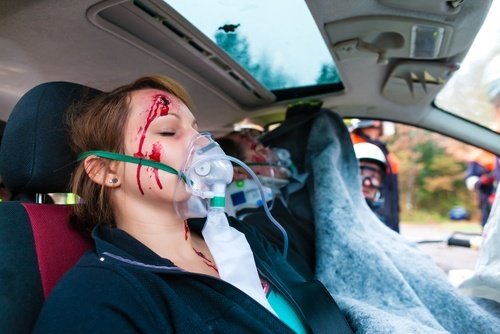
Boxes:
[159,131,176,136]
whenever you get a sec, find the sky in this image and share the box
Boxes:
[166,0,333,86]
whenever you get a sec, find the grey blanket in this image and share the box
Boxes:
[304,111,500,333]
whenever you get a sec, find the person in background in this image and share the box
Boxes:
[217,131,315,280]
[216,131,291,214]
[350,119,400,232]
[353,142,388,223]
[465,151,498,227]
[465,55,500,226]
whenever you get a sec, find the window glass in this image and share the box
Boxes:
[166,0,342,91]
[435,1,500,133]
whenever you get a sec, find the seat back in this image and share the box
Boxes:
[0,82,101,334]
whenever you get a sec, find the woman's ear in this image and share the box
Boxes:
[84,156,122,187]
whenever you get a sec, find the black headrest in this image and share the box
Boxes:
[0,82,102,193]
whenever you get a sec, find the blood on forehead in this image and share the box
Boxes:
[157,95,170,116]
[132,92,176,195]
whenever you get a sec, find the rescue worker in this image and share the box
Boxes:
[350,119,400,232]
[465,55,500,226]
[217,131,315,280]
[354,142,388,224]
[465,152,498,226]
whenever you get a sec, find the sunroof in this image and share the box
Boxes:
[165,0,342,92]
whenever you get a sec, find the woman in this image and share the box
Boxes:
[33,76,349,333]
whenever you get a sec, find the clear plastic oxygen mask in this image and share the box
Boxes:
[174,132,233,216]
[175,132,278,315]
[174,133,289,258]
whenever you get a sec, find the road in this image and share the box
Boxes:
[400,221,482,287]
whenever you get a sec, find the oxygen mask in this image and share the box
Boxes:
[174,132,233,219]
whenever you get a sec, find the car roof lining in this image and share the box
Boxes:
[0,0,497,153]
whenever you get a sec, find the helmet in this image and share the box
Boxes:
[349,118,384,132]
[353,142,387,170]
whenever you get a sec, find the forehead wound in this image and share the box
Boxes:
[152,94,170,115]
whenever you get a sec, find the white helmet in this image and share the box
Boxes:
[353,142,387,169]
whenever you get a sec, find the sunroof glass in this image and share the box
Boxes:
[165,0,342,91]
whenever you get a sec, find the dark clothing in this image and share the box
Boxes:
[366,199,386,224]
[466,159,499,226]
[237,198,316,280]
[352,133,400,232]
[33,217,347,334]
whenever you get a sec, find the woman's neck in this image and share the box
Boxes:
[111,197,219,277]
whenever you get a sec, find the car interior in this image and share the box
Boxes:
[1,0,499,333]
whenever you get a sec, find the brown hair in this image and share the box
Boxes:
[68,75,192,234]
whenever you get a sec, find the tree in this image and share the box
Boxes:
[387,124,477,220]
[315,64,341,84]
[215,31,252,71]
[214,30,295,90]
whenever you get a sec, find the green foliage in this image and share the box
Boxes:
[214,31,340,90]
[214,31,295,90]
[413,140,470,215]
[388,125,478,220]
[316,64,341,84]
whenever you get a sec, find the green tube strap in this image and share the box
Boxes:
[78,150,184,181]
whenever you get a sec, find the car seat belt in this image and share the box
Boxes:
[292,280,353,334]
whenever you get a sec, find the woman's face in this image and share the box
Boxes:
[120,89,198,202]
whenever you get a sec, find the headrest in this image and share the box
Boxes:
[0,82,102,194]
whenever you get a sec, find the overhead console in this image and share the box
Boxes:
[327,15,460,105]
[322,0,490,105]
[327,16,453,64]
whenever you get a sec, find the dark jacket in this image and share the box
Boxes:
[33,217,349,334]
[237,199,316,281]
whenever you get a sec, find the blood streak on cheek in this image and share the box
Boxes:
[149,142,162,161]
[134,95,170,195]
[148,142,163,189]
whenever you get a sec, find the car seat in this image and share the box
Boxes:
[259,103,500,332]
[0,82,101,334]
